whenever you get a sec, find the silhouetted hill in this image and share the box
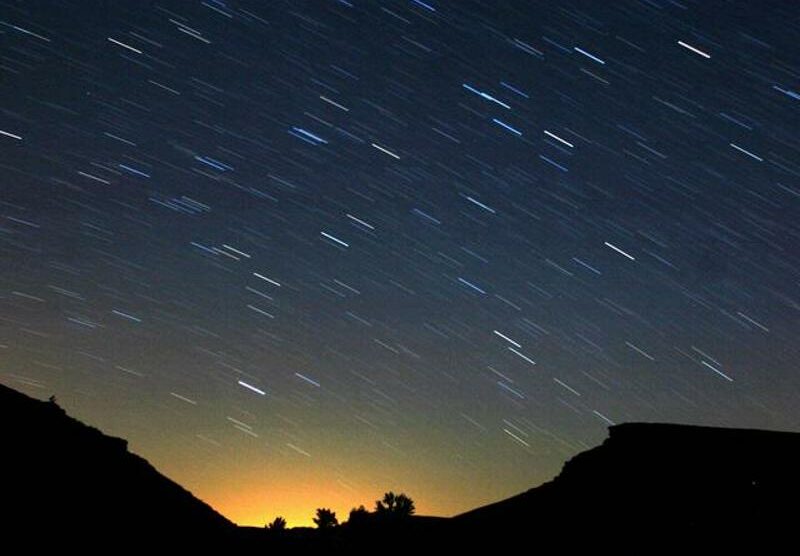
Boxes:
[243,421,800,554]
[4,382,799,554]
[238,514,449,552]
[1,384,236,550]
[453,422,800,554]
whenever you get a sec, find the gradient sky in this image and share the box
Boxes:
[2,0,799,527]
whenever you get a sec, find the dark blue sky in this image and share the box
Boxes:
[1,0,799,525]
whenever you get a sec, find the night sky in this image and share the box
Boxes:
[2,0,800,527]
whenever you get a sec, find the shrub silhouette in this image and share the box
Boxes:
[348,505,370,526]
[267,516,286,530]
[313,508,338,529]
[375,491,415,517]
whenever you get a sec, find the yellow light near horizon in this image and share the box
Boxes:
[203,475,377,529]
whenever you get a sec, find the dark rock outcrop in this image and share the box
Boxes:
[453,422,800,553]
[1,384,236,550]
[4,381,799,554]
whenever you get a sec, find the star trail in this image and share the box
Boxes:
[1,0,799,527]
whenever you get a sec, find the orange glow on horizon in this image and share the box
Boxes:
[145,437,541,531]
[183,466,465,529]
[47,386,555,532]
[208,479,374,528]
[179,459,416,529]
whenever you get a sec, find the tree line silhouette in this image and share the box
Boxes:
[266,491,415,530]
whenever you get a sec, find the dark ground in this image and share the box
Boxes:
[3,383,799,554]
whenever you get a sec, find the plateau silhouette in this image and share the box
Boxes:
[3,383,798,554]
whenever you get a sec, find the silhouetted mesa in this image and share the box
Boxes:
[4,382,799,554]
[454,422,800,553]
[1,384,235,549]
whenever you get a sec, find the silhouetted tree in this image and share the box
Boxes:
[267,516,286,531]
[394,493,415,516]
[375,491,415,517]
[348,505,370,526]
[375,491,394,513]
[313,508,338,529]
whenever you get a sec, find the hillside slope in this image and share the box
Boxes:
[1,384,236,549]
[454,422,800,553]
